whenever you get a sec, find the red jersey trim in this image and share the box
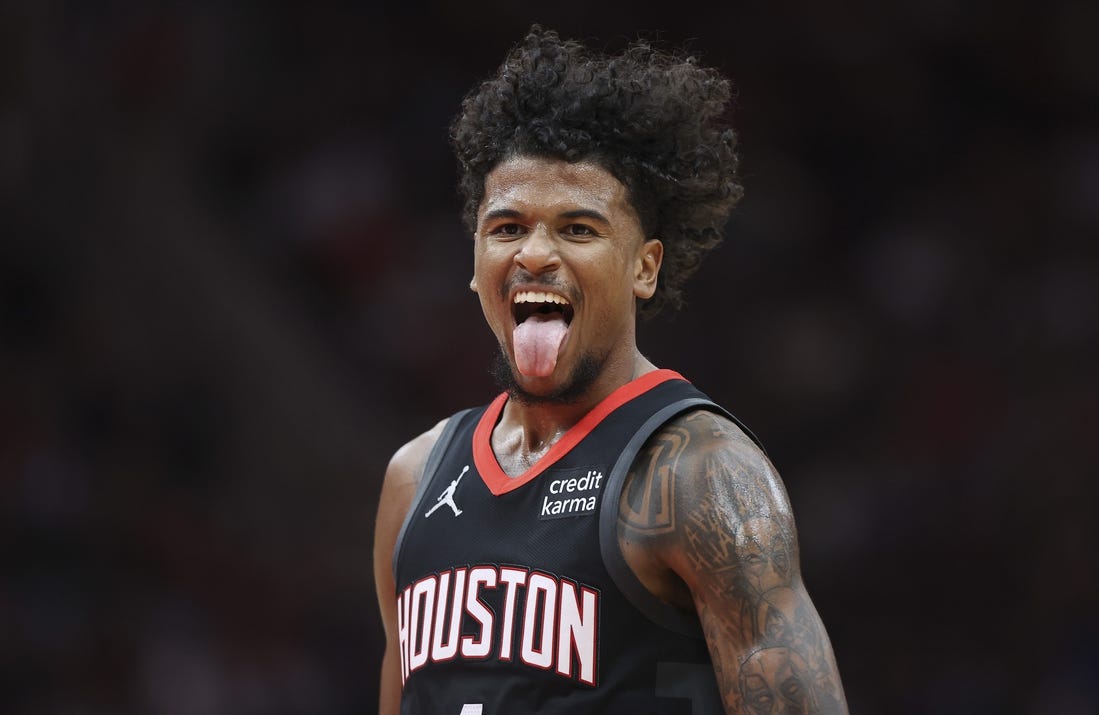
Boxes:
[473,369,687,496]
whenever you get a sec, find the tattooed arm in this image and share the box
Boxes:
[618,410,848,714]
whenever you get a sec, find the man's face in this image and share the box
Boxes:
[757,587,814,651]
[739,647,819,715]
[735,516,793,595]
[472,155,662,401]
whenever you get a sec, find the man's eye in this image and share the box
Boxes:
[491,223,523,236]
[564,224,595,237]
[780,677,806,702]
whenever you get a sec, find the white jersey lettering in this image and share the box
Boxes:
[497,567,528,661]
[408,576,437,672]
[461,566,496,659]
[396,565,600,686]
[431,569,466,662]
[557,581,598,685]
[521,572,557,669]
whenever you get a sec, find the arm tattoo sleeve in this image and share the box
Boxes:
[622,411,848,714]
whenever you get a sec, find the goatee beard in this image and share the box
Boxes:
[490,348,603,406]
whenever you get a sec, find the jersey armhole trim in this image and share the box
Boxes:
[391,408,476,580]
[599,398,756,637]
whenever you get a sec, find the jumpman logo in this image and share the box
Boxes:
[425,465,469,518]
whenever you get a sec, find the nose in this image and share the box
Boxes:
[513,225,560,275]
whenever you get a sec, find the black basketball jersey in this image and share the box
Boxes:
[391,369,763,714]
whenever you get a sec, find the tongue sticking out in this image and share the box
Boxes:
[513,313,569,377]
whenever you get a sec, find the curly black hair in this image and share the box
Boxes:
[450,26,742,317]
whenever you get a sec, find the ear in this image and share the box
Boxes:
[633,238,663,300]
[469,241,480,294]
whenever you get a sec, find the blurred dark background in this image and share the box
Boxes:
[2,2,1097,713]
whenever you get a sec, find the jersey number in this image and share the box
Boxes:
[459,706,482,714]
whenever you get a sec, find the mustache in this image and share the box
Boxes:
[499,272,572,300]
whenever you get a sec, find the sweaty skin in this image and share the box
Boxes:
[374,156,847,714]
[472,157,662,413]
[618,409,848,712]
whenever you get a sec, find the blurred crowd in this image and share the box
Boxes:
[2,2,1096,713]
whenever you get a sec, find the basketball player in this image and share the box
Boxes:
[374,27,848,714]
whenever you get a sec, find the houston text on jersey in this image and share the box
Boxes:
[396,565,599,687]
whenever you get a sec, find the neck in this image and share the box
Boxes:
[492,350,656,476]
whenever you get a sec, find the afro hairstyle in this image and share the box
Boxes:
[450,26,743,317]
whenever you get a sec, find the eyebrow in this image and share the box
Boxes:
[481,208,523,222]
[560,209,609,223]
[480,208,610,223]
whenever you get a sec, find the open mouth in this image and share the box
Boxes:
[512,290,574,325]
[511,290,574,377]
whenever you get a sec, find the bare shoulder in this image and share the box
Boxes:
[620,408,848,713]
[375,417,450,577]
[374,417,451,715]
[630,407,801,604]
[619,408,797,615]
[384,417,451,494]
[621,408,794,547]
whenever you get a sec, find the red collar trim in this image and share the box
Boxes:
[473,369,686,496]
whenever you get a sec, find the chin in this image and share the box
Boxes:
[490,349,603,406]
